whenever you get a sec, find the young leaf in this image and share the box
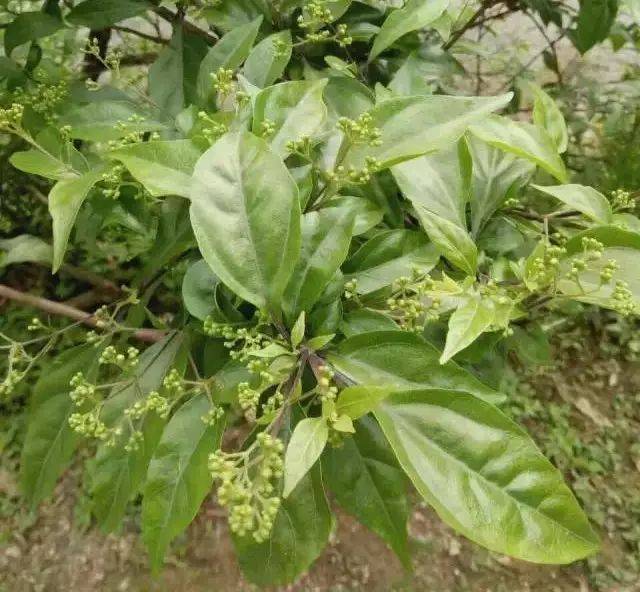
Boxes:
[328,331,503,405]
[323,416,410,566]
[373,388,600,563]
[335,385,392,419]
[197,17,262,104]
[370,0,450,61]
[291,312,306,348]
[343,93,512,171]
[343,230,439,294]
[253,79,329,158]
[88,334,184,532]
[66,0,151,29]
[233,464,332,586]
[530,84,568,153]
[283,417,329,497]
[49,167,105,273]
[20,344,104,508]
[468,115,568,182]
[244,30,293,88]
[181,259,220,321]
[189,131,301,311]
[532,184,613,224]
[142,394,225,571]
[282,208,355,321]
[108,140,203,199]
[441,296,496,364]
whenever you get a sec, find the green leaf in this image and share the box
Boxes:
[468,115,568,182]
[10,149,78,181]
[0,234,52,267]
[197,17,262,104]
[393,144,469,229]
[233,464,332,586]
[61,101,167,141]
[49,167,105,273]
[89,334,184,532]
[328,331,503,405]
[5,12,63,56]
[283,208,354,321]
[441,296,496,364]
[343,230,439,294]
[244,30,293,88]
[202,0,269,33]
[150,25,208,117]
[283,417,329,497]
[67,0,150,29]
[370,0,450,61]
[291,312,306,348]
[467,136,534,236]
[323,416,409,565]
[142,394,225,570]
[572,0,618,53]
[532,184,613,224]
[343,93,512,171]
[322,195,384,236]
[20,344,104,508]
[530,84,568,154]
[181,259,220,321]
[253,79,329,159]
[340,309,399,337]
[335,385,392,419]
[189,131,301,310]
[109,140,203,199]
[373,388,600,563]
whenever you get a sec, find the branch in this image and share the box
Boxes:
[0,283,165,343]
[113,25,169,45]
[152,5,219,44]
[443,0,501,51]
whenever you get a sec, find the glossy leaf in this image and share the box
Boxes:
[340,309,400,337]
[370,0,450,60]
[328,331,504,405]
[253,79,328,158]
[244,30,293,88]
[335,385,392,419]
[441,296,496,364]
[190,131,301,310]
[343,93,512,171]
[323,416,409,565]
[109,140,203,199]
[532,183,613,224]
[20,344,104,508]
[283,417,329,497]
[88,335,184,532]
[49,167,105,273]
[142,394,225,570]
[233,464,332,586]
[468,115,568,182]
[282,208,355,321]
[197,18,262,103]
[373,388,600,563]
[344,230,439,294]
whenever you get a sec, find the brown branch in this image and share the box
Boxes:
[443,0,501,50]
[152,5,219,44]
[113,25,169,45]
[0,283,165,343]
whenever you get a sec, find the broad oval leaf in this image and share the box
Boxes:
[109,140,203,199]
[253,79,329,158]
[283,417,329,498]
[441,296,496,364]
[181,259,220,321]
[370,0,450,60]
[328,331,504,405]
[532,183,613,224]
[142,394,225,570]
[189,131,301,310]
[243,30,293,88]
[323,416,409,566]
[343,229,439,294]
[373,388,600,563]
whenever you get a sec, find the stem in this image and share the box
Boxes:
[0,284,165,343]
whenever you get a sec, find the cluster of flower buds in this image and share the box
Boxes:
[100,164,126,200]
[612,281,636,316]
[0,103,24,132]
[201,403,225,426]
[273,37,290,58]
[197,111,228,144]
[69,372,97,406]
[343,279,358,300]
[99,345,140,371]
[316,364,338,402]
[125,390,171,420]
[260,119,276,138]
[337,112,382,147]
[611,189,635,211]
[238,381,261,422]
[12,81,67,123]
[286,136,312,158]
[384,269,441,331]
[566,238,603,281]
[0,368,23,398]
[324,156,382,186]
[297,0,333,29]
[209,432,284,542]
[69,409,116,442]
[211,67,234,96]
[528,243,567,288]
[600,259,619,284]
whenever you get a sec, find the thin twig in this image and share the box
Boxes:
[0,283,165,343]
[113,25,169,45]
[442,0,499,51]
[152,5,219,44]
